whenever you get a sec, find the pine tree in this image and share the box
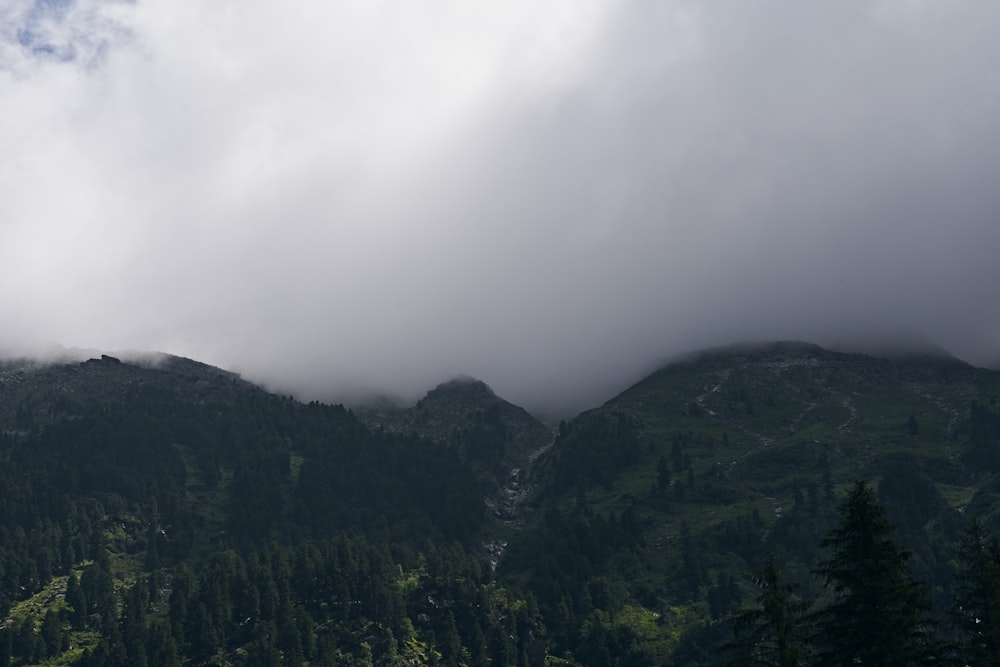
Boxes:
[66,570,88,629]
[952,519,1000,667]
[147,618,182,667]
[41,609,65,659]
[721,553,810,666]
[0,626,11,667]
[121,582,150,667]
[657,455,670,487]
[811,481,941,666]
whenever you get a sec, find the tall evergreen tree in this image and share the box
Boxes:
[811,481,940,666]
[721,553,810,667]
[0,626,10,667]
[66,570,88,630]
[121,582,150,667]
[40,609,65,659]
[952,519,1000,667]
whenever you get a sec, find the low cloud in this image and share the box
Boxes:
[2,1,999,416]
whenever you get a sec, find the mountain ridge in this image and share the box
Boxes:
[496,339,1000,663]
[2,339,1000,665]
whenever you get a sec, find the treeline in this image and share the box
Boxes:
[967,399,1000,472]
[541,412,640,496]
[4,359,999,665]
[0,534,545,666]
[503,479,1000,666]
[0,387,487,616]
[500,499,647,662]
[500,399,999,666]
[0,371,517,665]
[722,482,1000,666]
[447,404,510,468]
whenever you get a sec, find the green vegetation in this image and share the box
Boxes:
[951,519,1000,666]
[0,357,498,665]
[720,554,810,666]
[500,342,1000,663]
[1,343,999,665]
[811,482,940,665]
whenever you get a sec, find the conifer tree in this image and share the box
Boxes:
[811,481,941,666]
[721,553,810,667]
[40,609,65,659]
[952,519,1000,667]
[66,570,88,629]
[0,627,10,667]
[121,582,150,667]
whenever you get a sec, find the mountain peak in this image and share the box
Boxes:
[412,376,504,424]
[0,351,264,433]
[422,376,497,402]
[354,374,552,473]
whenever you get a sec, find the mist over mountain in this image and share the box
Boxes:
[3,1,1000,418]
[1,333,990,422]
[4,2,1000,663]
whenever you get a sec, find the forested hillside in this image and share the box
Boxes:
[501,342,1000,664]
[0,355,535,665]
[1,343,999,665]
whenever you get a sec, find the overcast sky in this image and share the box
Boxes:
[2,1,999,415]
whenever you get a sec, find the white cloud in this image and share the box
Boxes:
[2,0,999,414]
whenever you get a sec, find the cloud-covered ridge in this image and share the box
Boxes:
[2,1,999,415]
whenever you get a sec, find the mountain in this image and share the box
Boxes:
[501,340,1000,664]
[1,341,999,665]
[355,376,554,532]
[0,353,536,666]
[356,376,552,469]
[0,352,260,432]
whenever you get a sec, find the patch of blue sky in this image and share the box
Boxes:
[32,0,74,14]
[2,0,130,72]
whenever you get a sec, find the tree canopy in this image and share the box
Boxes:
[811,481,941,666]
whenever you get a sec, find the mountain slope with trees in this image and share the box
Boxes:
[0,342,999,665]
[0,353,520,665]
[501,341,1000,664]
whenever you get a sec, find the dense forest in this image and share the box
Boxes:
[1,343,999,665]
[0,357,512,665]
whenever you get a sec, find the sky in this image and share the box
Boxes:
[2,0,1000,416]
